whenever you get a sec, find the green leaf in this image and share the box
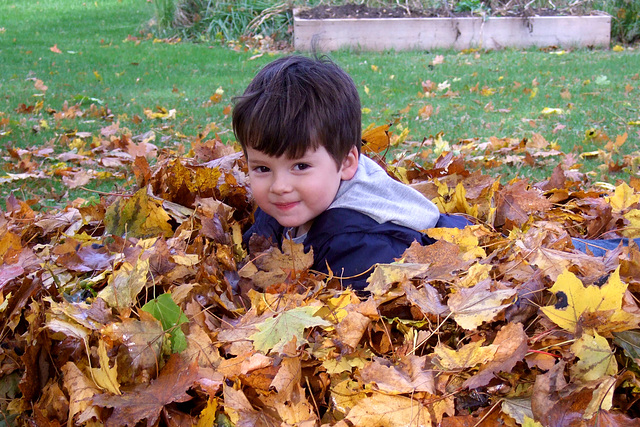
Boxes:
[142,293,189,353]
[250,306,331,354]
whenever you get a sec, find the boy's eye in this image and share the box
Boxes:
[253,166,270,173]
[293,163,310,171]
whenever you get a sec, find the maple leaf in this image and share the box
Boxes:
[104,188,173,239]
[540,267,639,335]
[433,340,498,370]
[250,305,330,354]
[359,355,434,394]
[570,331,618,382]
[93,354,198,427]
[402,282,448,316]
[447,279,516,330]
[97,257,149,310]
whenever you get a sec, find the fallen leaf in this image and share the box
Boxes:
[250,305,331,354]
[448,279,516,330]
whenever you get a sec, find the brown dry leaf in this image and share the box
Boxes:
[402,282,448,316]
[223,384,280,427]
[335,310,371,348]
[359,356,434,394]
[62,362,101,426]
[93,354,198,427]
[494,180,552,228]
[447,279,516,330]
[463,322,528,389]
[344,392,432,426]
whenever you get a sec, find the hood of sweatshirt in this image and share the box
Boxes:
[329,155,440,231]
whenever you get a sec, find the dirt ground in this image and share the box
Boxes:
[296,4,572,19]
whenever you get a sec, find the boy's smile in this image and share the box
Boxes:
[246,145,358,235]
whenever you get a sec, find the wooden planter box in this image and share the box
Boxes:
[293,13,611,51]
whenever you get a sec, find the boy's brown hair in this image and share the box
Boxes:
[232,55,361,167]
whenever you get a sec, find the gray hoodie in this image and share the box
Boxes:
[329,155,440,231]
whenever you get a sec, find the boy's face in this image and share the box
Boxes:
[246,145,359,235]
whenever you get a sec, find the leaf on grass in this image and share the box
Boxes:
[142,293,189,353]
[104,188,173,238]
[97,257,149,310]
[448,279,516,330]
[433,340,498,370]
[570,331,617,382]
[250,305,331,354]
[93,354,198,427]
[541,267,639,334]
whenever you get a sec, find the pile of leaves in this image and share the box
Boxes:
[2,122,640,426]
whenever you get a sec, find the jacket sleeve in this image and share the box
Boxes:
[311,231,420,290]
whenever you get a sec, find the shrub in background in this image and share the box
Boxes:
[149,0,640,45]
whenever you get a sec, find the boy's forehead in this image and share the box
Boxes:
[246,146,324,161]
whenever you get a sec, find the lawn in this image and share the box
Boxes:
[4,1,640,426]
[1,0,640,210]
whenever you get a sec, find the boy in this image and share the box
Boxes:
[233,55,444,289]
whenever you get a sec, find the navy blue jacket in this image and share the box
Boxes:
[243,207,470,290]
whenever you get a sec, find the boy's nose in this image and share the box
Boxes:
[270,173,293,194]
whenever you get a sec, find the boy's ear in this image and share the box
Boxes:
[340,146,359,180]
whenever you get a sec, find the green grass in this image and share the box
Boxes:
[1,0,639,210]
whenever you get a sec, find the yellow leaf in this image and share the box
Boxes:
[606,182,640,212]
[197,399,218,427]
[622,209,640,238]
[457,263,492,288]
[541,107,563,115]
[345,392,432,426]
[364,263,431,296]
[541,268,638,334]
[570,331,617,382]
[613,45,624,52]
[434,340,498,370]
[91,339,121,394]
[97,258,150,310]
[426,226,486,260]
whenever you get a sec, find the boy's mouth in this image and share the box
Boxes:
[273,201,299,211]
